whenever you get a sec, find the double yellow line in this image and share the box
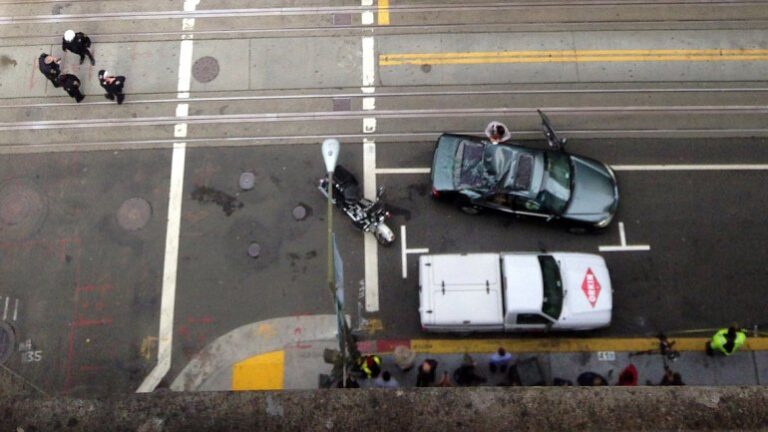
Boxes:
[380,48,768,66]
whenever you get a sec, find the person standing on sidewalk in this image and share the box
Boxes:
[356,354,382,379]
[57,73,84,103]
[415,359,438,387]
[38,53,61,87]
[374,371,400,389]
[707,325,747,356]
[98,70,126,104]
[62,30,95,65]
[488,347,514,373]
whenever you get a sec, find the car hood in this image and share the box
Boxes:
[552,253,612,329]
[563,156,618,224]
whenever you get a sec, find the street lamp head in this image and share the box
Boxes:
[322,139,340,173]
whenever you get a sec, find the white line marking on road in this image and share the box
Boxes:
[2,297,7,320]
[362,97,376,110]
[138,0,197,394]
[363,139,379,312]
[363,117,377,133]
[400,226,408,279]
[13,299,18,321]
[361,86,375,94]
[599,245,652,252]
[376,167,431,174]
[400,226,429,278]
[599,221,650,253]
[362,37,375,87]
[362,11,374,24]
[619,221,627,246]
[612,164,768,171]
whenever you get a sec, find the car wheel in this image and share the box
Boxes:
[459,205,481,215]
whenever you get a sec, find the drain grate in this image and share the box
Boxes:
[192,56,220,83]
[0,179,47,241]
[0,321,15,365]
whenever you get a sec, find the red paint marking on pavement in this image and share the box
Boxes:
[79,365,105,372]
[74,318,113,328]
[356,340,376,353]
[376,339,411,353]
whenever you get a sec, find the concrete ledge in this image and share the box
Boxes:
[4,387,768,431]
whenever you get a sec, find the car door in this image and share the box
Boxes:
[511,195,553,220]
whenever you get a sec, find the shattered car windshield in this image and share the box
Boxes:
[537,151,572,214]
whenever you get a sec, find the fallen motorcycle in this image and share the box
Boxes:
[318,165,396,247]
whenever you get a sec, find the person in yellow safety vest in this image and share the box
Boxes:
[707,326,747,356]
[358,354,382,379]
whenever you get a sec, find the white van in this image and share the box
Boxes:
[418,252,612,333]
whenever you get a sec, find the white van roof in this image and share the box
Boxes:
[419,254,504,327]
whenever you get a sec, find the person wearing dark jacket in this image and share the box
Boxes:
[62,30,95,65]
[415,359,438,387]
[57,74,84,103]
[98,70,126,104]
[38,54,61,87]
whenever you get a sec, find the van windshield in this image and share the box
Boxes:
[538,255,563,320]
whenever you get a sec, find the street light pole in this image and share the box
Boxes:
[321,139,347,386]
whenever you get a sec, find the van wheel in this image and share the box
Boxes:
[460,205,481,215]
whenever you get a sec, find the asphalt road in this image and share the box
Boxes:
[1,0,768,396]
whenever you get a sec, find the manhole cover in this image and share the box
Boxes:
[248,242,261,258]
[239,172,256,191]
[192,56,220,83]
[421,64,432,73]
[0,179,47,241]
[292,205,307,221]
[0,321,15,365]
[117,198,152,231]
[333,98,351,112]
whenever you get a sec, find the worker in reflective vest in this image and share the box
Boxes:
[707,326,747,356]
[358,354,382,379]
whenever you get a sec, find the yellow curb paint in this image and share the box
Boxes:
[232,350,284,390]
[379,48,768,66]
[378,0,390,25]
[406,337,768,354]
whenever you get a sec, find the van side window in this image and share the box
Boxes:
[516,313,550,325]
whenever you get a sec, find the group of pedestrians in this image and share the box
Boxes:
[37,30,126,104]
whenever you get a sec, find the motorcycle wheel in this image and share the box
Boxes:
[374,223,396,246]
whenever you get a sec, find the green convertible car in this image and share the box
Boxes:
[430,111,619,231]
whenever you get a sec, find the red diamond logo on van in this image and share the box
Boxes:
[581,268,601,308]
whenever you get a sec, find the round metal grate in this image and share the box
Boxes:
[0,321,15,365]
[192,56,220,83]
[247,242,261,258]
[292,205,307,221]
[239,172,255,191]
[116,198,152,231]
[0,179,47,241]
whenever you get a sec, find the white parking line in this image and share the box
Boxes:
[612,164,768,171]
[599,222,651,252]
[400,225,429,279]
[361,4,379,313]
[137,0,198,394]
[376,167,431,174]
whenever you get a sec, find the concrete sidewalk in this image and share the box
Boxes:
[177,317,768,390]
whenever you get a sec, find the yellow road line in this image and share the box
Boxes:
[378,0,390,25]
[232,350,284,390]
[408,337,768,354]
[380,48,768,66]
